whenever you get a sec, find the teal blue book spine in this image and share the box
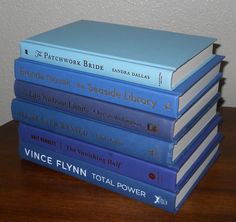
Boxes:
[20,41,173,89]
[12,99,174,165]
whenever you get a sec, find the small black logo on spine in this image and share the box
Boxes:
[35,50,43,58]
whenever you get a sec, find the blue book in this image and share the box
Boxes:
[19,121,221,192]
[12,97,220,166]
[19,140,220,213]
[14,72,220,140]
[19,20,216,90]
[14,55,223,118]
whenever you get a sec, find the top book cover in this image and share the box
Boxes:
[20,20,216,90]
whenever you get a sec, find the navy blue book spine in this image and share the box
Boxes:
[14,80,174,140]
[19,141,177,212]
[19,120,222,192]
[12,99,174,165]
[19,141,220,212]
[19,123,177,192]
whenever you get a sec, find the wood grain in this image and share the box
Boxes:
[0,107,236,222]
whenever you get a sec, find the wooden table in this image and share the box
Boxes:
[0,107,236,222]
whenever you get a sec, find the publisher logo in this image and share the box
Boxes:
[35,50,43,58]
[154,195,168,205]
[147,123,159,133]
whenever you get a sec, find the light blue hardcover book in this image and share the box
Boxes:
[20,20,216,90]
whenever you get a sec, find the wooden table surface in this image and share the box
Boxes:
[0,107,236,222]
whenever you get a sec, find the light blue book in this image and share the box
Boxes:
[20,20,216,90]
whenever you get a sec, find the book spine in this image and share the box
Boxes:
[19,123,177,192]
[15,58,179,118]
[19,141,176,212]
[15,80,174,140]
[12,99,173,165]
[20,41,174,90]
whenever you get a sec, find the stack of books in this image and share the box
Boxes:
[11,20,224,213]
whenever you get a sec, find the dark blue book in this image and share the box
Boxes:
[14,55,223,118]
[19,138,220,213]
[12,94,220,166]
[19,119,221,192]
[14,75,220,141]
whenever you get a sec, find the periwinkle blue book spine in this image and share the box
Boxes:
[12,97,219,166]
[12,99,174,165]
[19,121,221,192]
[14,56,223,118]
[14,80,174,140]
[19,141,220,213]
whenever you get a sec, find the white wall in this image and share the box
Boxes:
[0,0,235,125]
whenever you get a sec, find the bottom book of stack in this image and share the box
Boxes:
[18,122,222,213]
